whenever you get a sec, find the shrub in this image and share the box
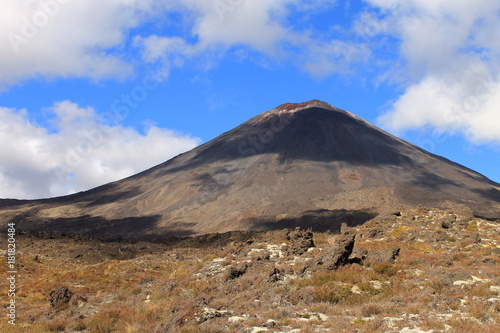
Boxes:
[372,262,397,277]
[86,309,123,333]
[73,320,87,331]
[360,303,383,317]
[291,287,315,305]
[312,285,350,304]
[45,319,67,332]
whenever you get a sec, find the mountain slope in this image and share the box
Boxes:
[1,100,499,239]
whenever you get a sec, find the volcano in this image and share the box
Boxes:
[1,100,499,239]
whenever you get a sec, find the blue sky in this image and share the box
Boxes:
[1,0,499,199]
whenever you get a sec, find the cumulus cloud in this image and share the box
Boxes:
[0,0,358,89]
[0,0,166,89]
[303,40,371,78]
[0,102,200,199]
[366,0,500,144]
[191,0,290,52]
[133,0,293,64]
[135,0,369,82]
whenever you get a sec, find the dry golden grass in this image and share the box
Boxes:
[360,303,384,317]
[389,225,411,238]
[1,208,499,332]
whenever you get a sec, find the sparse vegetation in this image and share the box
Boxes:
[0,207,499,332]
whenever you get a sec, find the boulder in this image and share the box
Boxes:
[366,247,401,264]
[225,264,248,280]
[320,230,356,270]
[285,227,315,256]
[49,286,73,308]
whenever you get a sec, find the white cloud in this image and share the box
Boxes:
[134,0,366,79]
[365,0,500,144]
[134,35,191,63]
[133,0,294,63]
[0,0,167,89]
[0,101,200,199]
[192,0,289,52]
[0,0,364,89]
[0,0,351,90]
[303,40,371,78]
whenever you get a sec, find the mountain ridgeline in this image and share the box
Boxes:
[1,100,499,240]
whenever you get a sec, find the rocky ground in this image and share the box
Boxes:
[1,206,499,332]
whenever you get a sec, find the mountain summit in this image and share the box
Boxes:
[2,101,499,239]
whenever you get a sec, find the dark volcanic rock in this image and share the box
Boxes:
[367,247,401,264]
[49,286,73,308]
[285,227,315,256]
[351,247,369,262]
[225,264,248,280]
[269,267,285,283]
[2,100,499,239]
[441,215,455,229]
[321,230,356,270]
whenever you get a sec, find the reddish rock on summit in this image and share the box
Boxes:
[1,100,499,240]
